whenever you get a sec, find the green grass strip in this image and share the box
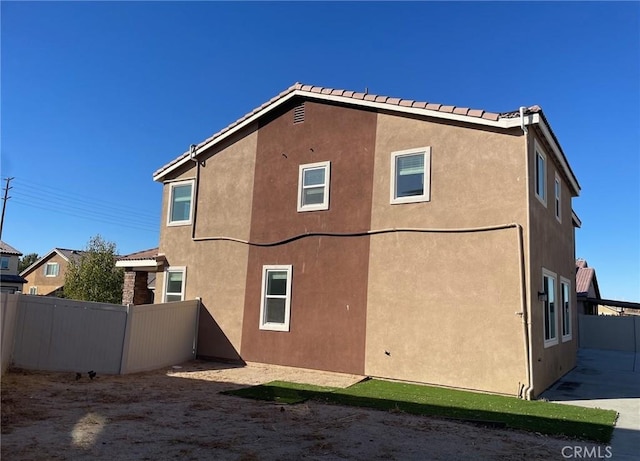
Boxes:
[222,379,617,443]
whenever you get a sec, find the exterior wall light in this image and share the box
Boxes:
[538,291,548,302]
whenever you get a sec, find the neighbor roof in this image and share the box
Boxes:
[153,82,580,195]
[0,241,22,256]
[117,248,159,261]
[576,259,601,298]
[19,248,84,277]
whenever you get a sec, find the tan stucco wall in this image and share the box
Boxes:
[365,113,529,395]
[527,131,577,395]
[157,128,258,360]
[22,253,70,295]
[1,254,20,274]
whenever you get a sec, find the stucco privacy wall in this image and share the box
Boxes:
[158,128,258,360]
[240,100,377,374]
[365,113,529,395]
[526,130,577,395]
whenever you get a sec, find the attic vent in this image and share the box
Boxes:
[293,102,305,124]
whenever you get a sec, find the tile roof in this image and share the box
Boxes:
[56,248,85,262]
[117,247,159,261]
[0,274,28,284]
[576,267,595,295]
[153,82,544,180]
[0,241,22,256]
[575,259,601,298]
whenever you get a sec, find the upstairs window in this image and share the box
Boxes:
[29,287,38,295]
[298,161,330,212]
[0,257,9,270]
[164,267,186,302]
[259,265,292,332]
[168,180,194,226]
[390,147,431,204]
[44,262,59,277]
[535,143,547,206]
[555,175,562,222]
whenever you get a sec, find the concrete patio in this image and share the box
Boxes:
[541,348,640,461]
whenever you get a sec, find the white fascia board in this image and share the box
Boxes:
[153,89,527,182]
[533,114,580,196]
[115,259,159,268]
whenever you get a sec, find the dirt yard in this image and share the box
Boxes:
[1,361,601,460]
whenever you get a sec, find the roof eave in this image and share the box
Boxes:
[153,89,525,182]
[19,248,71,277]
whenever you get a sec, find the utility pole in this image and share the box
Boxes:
[0,177,14,240]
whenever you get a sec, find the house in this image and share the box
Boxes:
[576,259,640,316]
[20,248,84,296]
[0,241,27,293]
[151,83,582,398]
[576,259,601,315]
[116,248,159,305]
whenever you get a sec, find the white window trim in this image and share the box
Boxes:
[44,262,59,277]
[561,277,572,342]
[297,161,331,212]
[554,173,562,223]
[259,264,292,332]
[0,257,9,270]
[29,286,38,295]
[163,266,186,302]
[542,268,558,348]
[167,179,195,226]
[390,146,431,205]
[534,141,547,207]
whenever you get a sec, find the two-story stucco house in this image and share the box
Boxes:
[152,83,581,398]
[20,248,84,297]
[0,241,27,293]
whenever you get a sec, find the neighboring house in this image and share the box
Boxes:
[0,241,27,293]
[151,83,582,398]
[20,248,84,296]
[576,259,602,315]
[116,248,159,305]
[575,259,640,316]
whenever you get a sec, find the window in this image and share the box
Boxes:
[0,257,9,270]
[561,278,572,341]
[535,143,547,205]
[390,147,431,204]
[542,269,557,347]
[44,262,59,277]
[259,265,292,332]
[554,175,561,222]
[167,180,194,225]
[164,267,186,302]
[29,287,38,295]
[298,161,330,212]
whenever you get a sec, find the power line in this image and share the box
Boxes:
[12,190,159,227]
[12,199,159,233]
[13,178,161,220]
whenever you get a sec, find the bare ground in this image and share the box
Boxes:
[1,361,602,460]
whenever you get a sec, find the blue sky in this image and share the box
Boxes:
[1,1,638,301]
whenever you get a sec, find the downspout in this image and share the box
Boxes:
[519,106,534,399]
[189,144,200,241]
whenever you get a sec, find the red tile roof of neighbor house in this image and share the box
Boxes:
[153,82,555,182]
[117,248,159,261]
[575,259,601,298]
